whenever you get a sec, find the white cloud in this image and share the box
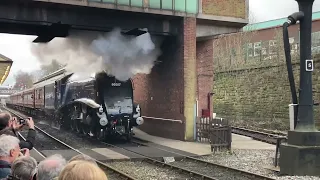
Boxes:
[0,33,40,86]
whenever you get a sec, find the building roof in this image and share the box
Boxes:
[0,54,13,85]
[243,11,320,31]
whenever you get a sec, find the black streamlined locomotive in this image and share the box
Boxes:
[8,68,144,141]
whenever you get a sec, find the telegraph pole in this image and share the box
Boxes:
[280,0,320,176]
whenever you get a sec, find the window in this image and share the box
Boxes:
[289,37,294,44]
[247,43,253,57]
[291,43,298,54]
[254,42,262,56]
[231,48,236,56]
[269,40,277,55]
[261,47,267,55]
[312,31,320,47]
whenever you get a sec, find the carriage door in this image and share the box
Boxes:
[54,81,61,109]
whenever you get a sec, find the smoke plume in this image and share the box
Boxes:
[31,28,162,81]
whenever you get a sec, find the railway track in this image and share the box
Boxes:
[231,126,287,145]
[8,108,221,180]
[6,106,277,180]
[4,107,137,180]
[130,138,276,180]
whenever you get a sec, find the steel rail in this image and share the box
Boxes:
[130,138,276,180]
[16,131,46,159]
[101,141,219,180]
[4,107,137,180]
[231,126,287,145]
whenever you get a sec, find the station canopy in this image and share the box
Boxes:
[0,54,13,85]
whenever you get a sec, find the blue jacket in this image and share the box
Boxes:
[0,160,11,179]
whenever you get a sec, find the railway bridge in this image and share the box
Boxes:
[0,0,249,141]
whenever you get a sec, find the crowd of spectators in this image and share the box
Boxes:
[0,112,108,180]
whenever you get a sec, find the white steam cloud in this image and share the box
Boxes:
[31,28,162,81]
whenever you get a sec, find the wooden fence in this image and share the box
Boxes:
[196,117,232,152]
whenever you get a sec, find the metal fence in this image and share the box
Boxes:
[196,117,232,152]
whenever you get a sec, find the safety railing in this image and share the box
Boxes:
[141,116,183,123]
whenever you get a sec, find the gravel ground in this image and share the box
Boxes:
[19,127,68,151]
[199,149,320,180]
[171,158,252,180]
[35,122,106,149]
[109,161,195,180]
[100,168,131,180]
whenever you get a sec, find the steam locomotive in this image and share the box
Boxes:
[7,68,144,141]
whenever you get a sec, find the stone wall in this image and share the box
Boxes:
[212,29,320,130]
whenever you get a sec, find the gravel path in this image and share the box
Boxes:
[109,161,195,180]
[199,149,320,180]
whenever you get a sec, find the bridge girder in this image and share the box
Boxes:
[0,1,181,42]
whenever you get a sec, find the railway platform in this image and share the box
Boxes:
[133,127,275,153]
[27,126,276,164]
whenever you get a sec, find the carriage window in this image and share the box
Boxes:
[38,89,41,99]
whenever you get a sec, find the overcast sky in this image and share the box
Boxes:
[1,0,320,86]
[250,0,320,23]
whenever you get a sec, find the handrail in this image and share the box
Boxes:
[141,116,183,123]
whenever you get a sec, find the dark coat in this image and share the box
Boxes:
[0,160,11,179]
[0,127,36,150]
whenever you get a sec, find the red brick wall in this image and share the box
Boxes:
[196,40,214,117]
[202,0,246,19]
[133,32,186,140]
[133,17,198,141]
[247,19,320,43]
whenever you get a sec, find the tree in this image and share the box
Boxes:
[40,59,64,76]
[32,59,64,82]
[13,71,34,90]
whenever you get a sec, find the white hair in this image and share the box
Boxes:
[11,156,38,180]
[0,134,20,157]
[69,154,97,166]
[37,154,67,180]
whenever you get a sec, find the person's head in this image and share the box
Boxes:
[37,154,67,180]
[0,134,20,163]
[58,160,108,180]
[10,156,37,180]
[69,154,97,166]
[0,112,13,130]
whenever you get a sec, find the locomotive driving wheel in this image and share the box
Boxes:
[96,129,106,141]
[70,118,81,133]
[81,120,90,135]
[75,119,81,133]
